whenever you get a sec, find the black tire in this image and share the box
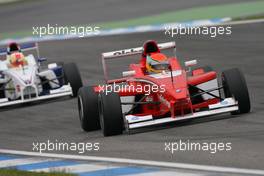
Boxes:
[0,84,4,98]
[78,86,100,131]
[63,63,83,97]
[98,92,123,136]
[222,68,250,114]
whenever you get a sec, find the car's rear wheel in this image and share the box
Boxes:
[222,68,250,114]
[63,63,83,97]
[98,92,123,136]
[78,86,100,131]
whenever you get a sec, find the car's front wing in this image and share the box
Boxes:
[125,98,238,130]
[0,85,72,108]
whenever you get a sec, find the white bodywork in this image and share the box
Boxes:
[0,54,72,108]
[197,78,220,100]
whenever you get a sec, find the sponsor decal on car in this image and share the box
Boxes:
[113,48,143,56]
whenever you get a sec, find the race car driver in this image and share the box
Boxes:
[145,53,170,74]
[6,43,28,68]
[140,40,170,74]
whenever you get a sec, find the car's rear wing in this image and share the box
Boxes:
[102,41,176,59]
[0,43,40,58]
[101,41,176,82]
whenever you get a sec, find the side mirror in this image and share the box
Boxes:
[122,70,136,77]
[184,60,197,67]
[38,58,47,63]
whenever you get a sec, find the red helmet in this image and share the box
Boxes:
[142,40,160,57]
[7,42,21,54]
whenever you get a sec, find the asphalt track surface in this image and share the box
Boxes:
[0,22,263,170]
[0,0,251,33]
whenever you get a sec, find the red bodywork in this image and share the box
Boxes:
[94,55,219,119]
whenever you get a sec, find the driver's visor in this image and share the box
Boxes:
[150,61,169,70]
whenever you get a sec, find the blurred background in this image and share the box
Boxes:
[0,0,264,43]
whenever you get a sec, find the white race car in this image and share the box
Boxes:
[0,43,83,107]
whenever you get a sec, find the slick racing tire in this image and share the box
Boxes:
[98,92,123,137]
[222,68,251,114]
[63,63,83,97]
[78,86,100,131]
[0,84,4,98]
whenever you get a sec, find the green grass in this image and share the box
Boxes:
[233,13,264,21]
[0,0,32,5]
[0,0,21,4]
[1,1,264,40]
[0,169,76,176]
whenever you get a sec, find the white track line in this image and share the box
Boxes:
[204,18,264,28]
[134,171,204,176]
[223,18,264,26]
[0,149,264,175]
[31,163,118,173]
[0,157,56,168]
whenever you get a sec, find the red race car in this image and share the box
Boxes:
[78,40,250,136]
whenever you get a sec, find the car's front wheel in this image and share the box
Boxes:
[222,68,250,114]
[98,92,123,136]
